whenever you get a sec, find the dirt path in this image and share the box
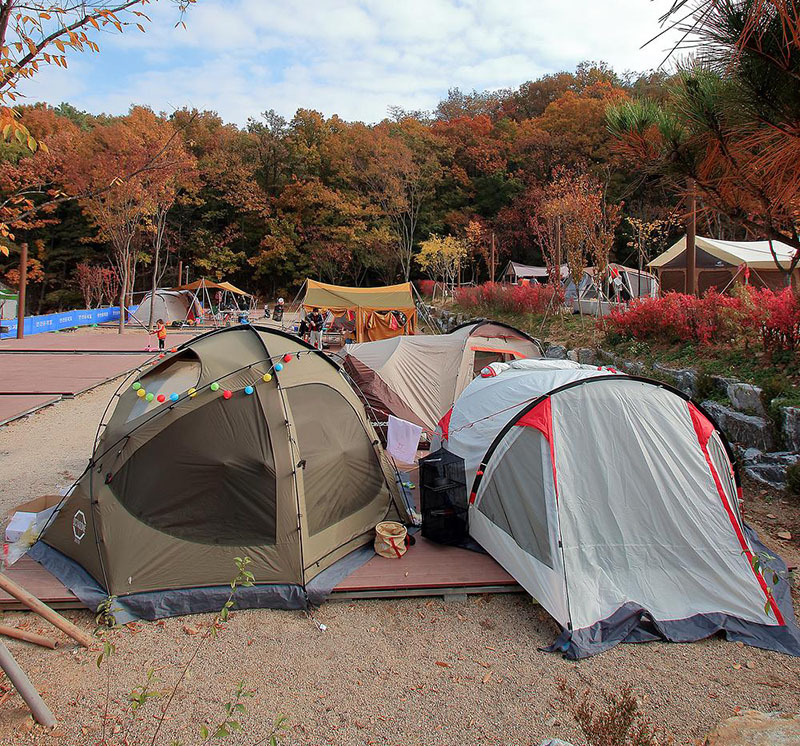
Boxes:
[0,371,798,746]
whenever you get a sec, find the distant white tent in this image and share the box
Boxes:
[130,290,202,327]
[432,359,800,659]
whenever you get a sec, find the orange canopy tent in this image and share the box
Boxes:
[300,279,417,342]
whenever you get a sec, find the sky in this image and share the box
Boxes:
[23,0,680,126]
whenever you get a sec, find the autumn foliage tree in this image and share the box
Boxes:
[0,0,195,256]
[607,0,800,279]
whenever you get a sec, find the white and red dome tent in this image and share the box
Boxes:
[433,359,800,659]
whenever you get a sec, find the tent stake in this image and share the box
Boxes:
[0,639,56,727]
[0,625,58,650]
[0,574,93,648]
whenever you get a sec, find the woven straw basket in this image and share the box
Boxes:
[374,521,408,559]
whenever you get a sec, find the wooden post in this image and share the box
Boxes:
[0,640,56,727]
[16,243,26,339]
[0,625,58,650]
[0,574,93,648]
[686,178,697,296]
[177,259,183,288]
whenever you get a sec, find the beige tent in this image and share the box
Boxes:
[35,325,408,619]
[301,279,417,342]
[130,289,202,326]
[649,235,800,293]
[340,320,542,432]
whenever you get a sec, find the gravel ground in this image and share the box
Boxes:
[0,364,799,746]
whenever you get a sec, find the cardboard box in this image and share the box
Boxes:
[5,495,62,542]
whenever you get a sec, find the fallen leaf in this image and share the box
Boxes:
[776,531,792,540]
[435,661,450,668]
[766,513,777,519]
[182,624,200,636]
[732,663,742,670]
[482,672,491,684]
[745,660,756,670]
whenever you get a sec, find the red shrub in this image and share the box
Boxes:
[606,287,800,352]
[416,279,436,298]
[745,286,800,352]
[454,282,556,315]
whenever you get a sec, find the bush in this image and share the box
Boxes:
[416,279,436,298]
[454,282,556,315]
[605,287,800,354]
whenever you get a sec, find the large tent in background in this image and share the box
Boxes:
[433,359,800,659]
[33,325,409,620]
[341,320,541,432]
[649,235,800,293]
[129,289,202,327]
[299,279,417,342]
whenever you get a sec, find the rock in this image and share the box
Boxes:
[741,447,762,464]
[781,407,800,453]
[727,383,765,416]
[711,375,738,397]
[545,344,567,360]
[702,401,777,452]
[777,531,792,540]
[745,463,786,491]
[704,710,800,745]
[620,359,646,376]
[652,363,697,396]
[566,347,596,365]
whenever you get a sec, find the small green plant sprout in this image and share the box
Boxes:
[252,715,289,746]
[748,551,785,616]
[200,679,254,740]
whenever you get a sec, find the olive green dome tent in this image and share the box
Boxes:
[33,325,408,619]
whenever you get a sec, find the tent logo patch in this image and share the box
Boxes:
[72,510,87,544]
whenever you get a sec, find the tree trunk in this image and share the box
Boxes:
[118,252,129,335]
[686,178,697,296]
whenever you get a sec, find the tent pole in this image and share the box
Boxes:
[412,283,439,334]
[0,640,56,727]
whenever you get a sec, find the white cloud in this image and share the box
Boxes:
[18,0,682,124]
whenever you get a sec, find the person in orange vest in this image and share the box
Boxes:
[151,318,167,351]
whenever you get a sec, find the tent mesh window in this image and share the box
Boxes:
[111,395,278,545]
[285,384,384,535]
[420,448,468,545]
[478,428,553,568]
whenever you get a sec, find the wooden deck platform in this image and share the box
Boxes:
[0,540,519,612]
[0,329,196,424]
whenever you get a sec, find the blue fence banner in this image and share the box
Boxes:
[0,305,138,338]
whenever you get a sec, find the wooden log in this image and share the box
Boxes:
[0,639,56,727]
[0,574,93,648]
[0,625,58,650]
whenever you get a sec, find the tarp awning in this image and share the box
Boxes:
[649,236,799,271]
[302,279,415,311]
[172,279,251,295]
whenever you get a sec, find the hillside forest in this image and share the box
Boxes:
[0,62,760,312]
